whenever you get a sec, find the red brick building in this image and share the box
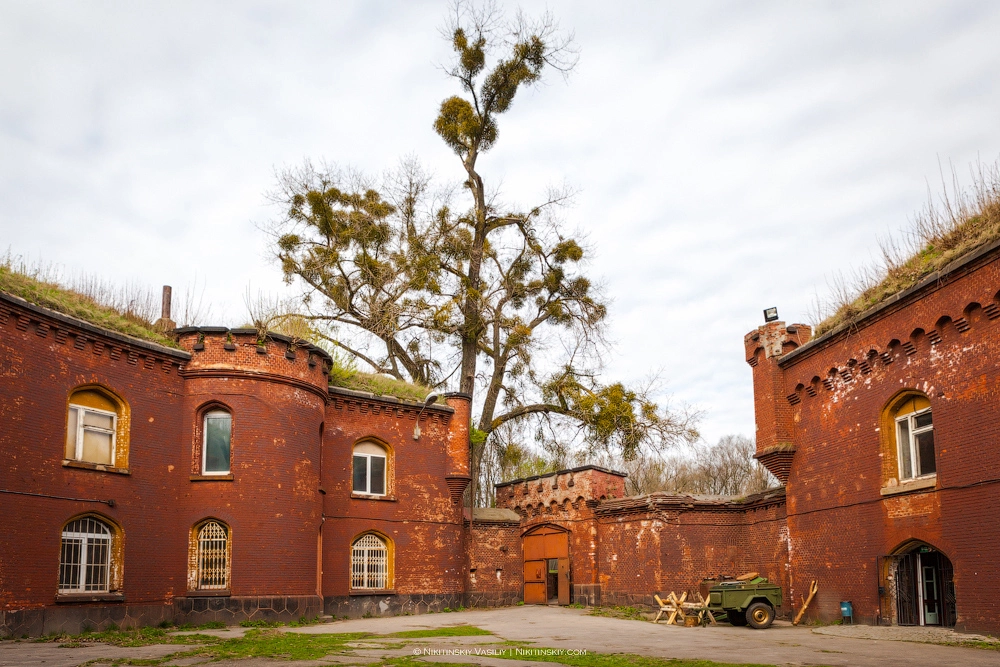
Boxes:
[4,234,1000,637]
[0,291,471,635]
[466,238,1000,635]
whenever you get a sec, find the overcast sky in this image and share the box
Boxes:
[2,1,999,446]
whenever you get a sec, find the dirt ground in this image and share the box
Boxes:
[2,605,998,667]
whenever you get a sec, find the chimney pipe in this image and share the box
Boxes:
[161,286,172,320]
[154,285,177,332]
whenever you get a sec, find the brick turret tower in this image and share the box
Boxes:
[744,319,811,484]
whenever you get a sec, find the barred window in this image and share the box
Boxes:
[59,517,112,593]
[351,533,388,590]
[196,521,230,590]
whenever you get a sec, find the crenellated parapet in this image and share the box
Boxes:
[175,327,332,400]
[495,465,627,518]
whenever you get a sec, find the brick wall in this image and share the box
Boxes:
[320,390,465,605]
[466,520,522,607]
[749,241,1000,633]
[0,294,471,634]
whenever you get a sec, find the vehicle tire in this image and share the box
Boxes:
[727,610,748,626]
[746,602,774,629]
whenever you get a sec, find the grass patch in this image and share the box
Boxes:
[36,626,219,647]
[492,649,779,667]
[0,256,179,349]
[176,628,370,661]
[239,619,283,628]
[589,606,648,621]
[388,626,492,638]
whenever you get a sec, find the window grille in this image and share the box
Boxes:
[196,521,229,590]
[59,517,111,593]
[351,534,388,589]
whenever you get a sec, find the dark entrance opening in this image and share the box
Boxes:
[881,542,955,627]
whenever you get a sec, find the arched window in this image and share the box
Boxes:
[202,411,232,475]
[893,394,935,480]
[66,387,127,468]
[352,441,387,495]
[351,533,390,590]
[192,520,230,591]
[59,517,113,593]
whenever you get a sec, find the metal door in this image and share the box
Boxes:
[557,557,570,605]
[522,526,570,605]
[524,559,546,604]
[896,554,918,626]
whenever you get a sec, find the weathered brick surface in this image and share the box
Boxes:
[466,520,522,605]
[320,392,465,606]
[747,242,1000,633]
[0,296,469,634]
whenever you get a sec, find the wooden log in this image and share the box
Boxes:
[792,580,819,626]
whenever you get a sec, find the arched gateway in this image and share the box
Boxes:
[522,524,570,605]
[879,541,956,626]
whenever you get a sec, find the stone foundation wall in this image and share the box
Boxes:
[324,594,465,618]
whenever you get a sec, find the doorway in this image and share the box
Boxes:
[883,543,955,626]
[522,525,570,605]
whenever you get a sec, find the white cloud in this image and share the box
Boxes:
[2,0,999,445]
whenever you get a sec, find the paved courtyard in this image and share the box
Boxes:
[1,605,998,667]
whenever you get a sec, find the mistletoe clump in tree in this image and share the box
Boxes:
[267,3,697,503]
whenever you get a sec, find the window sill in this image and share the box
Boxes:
[62,460,130,475]
[350,589,396,596]
[56,592,125,603]
[184,590,231,597]
[351,492,396,501]
[190,474,234,482]
[881,476,936,496]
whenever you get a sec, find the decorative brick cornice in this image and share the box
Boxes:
[182,368,330,403]
[444,475,471,504]
[755,449,795,485]
[0,291,190,373]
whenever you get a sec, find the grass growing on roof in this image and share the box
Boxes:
[330,369,438,403]
[813,159,1000,337]
[0,255,179,349]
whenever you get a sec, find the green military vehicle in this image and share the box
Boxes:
[706,576,782,629]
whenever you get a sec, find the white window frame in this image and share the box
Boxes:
[202,410,232,476]
[896,406,935,481]
[352,450,387,496]
[351,533,388,590]
[58,517,112,593]
[67,403,117,464]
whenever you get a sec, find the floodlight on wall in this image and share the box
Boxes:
[763,307,779,323]
[412,392,441,440]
